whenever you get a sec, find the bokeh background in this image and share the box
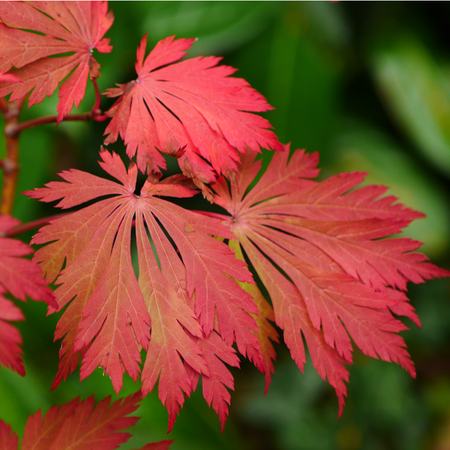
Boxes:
[1,2,450,449]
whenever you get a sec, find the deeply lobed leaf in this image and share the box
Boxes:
[0,393,173,450]
[26,150,262,430]
[103,35,283,190]
[210,144,450,415]
[0,1,113,121]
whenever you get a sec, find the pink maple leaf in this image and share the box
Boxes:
[104,34,283,190]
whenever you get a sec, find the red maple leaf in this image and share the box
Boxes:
[0,420,17,450]
[209,144,450,415]
[0,393,174,450]
[0,214,55,375]
[103,35,283,189]
[26,150,261,430]
[0,1,113,122]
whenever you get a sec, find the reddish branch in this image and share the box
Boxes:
[0,80,107,216]
[0,97,24,215]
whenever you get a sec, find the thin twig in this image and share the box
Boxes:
[0,78,109,215]
[9,112,92,137]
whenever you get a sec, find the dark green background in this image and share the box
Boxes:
[1,2,450,449]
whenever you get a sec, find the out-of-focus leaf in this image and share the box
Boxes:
[332,121,450,258]
[370,34,450,176]
[141,2,279,56]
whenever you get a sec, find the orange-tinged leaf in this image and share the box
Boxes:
[26,150,259,429]
[76,208,150,392]
[237,232,350,414]
[136,211,208,431]
[0,1,113,121]
[197,331,240,432]
[229,238,278,393]
[104,35,282,186]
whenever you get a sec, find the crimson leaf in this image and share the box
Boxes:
[210,144,450,415]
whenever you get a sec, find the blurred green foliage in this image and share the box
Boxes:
[1,2,450,449]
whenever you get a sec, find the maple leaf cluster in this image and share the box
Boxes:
[26,143,449,429]
[0,0,449,436]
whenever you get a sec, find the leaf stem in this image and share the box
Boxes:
[91,79,109,122]
[7,78,109,136]
[92,78,102,112]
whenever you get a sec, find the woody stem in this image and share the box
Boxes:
[0,98,25,215]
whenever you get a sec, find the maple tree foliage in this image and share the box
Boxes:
[0,393,173,450]
[0,214,55,375]
[25,143,450,428]
[0,0,449,440]
[103,34,283,190]
[25,150,262,431]
[208,144,450,414]
[0,1,113,121]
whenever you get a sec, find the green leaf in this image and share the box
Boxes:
[370,34,450,176]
